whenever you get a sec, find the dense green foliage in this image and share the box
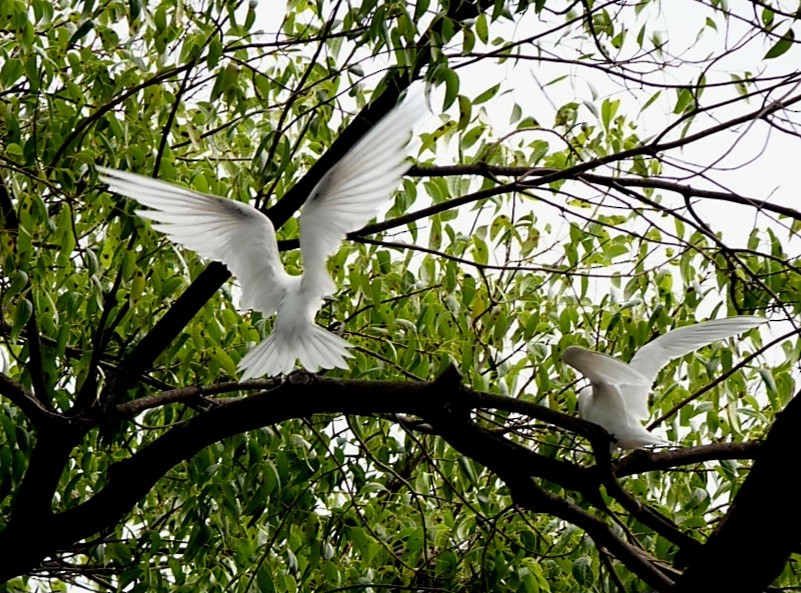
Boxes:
[1,0,801,591]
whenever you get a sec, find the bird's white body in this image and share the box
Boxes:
[563,316,766,449]
[99,86,425,378]
[577,384,670,450]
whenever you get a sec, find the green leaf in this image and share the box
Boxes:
[128,0,142,21]
[601,97,620,130]
[4,270,28,303]
[474,83,499,105]
[12,298,33,338]
[673,87,694,114]
[572,556,593,586]
[211,347,238,377]
[207,35,222,69]
[476,13,489,44]
[442,67,460,110]
[471,235,489,265]
[0,58,23,86]
[640,90,661,113]
[457,94,472,130]
[764,28,794,59]
[761,8,774,28]
[68,19,94,47]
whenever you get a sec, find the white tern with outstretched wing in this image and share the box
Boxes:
[562,316,765,449]
[98,86,425,378]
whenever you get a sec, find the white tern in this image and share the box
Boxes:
[562,316,766,449]
[98,87,425,379]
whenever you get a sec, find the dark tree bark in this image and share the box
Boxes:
[0,366,776,585]
[671,390,801,593]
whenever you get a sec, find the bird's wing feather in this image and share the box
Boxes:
[298,86,426,299]
[629,316,766,383]
[563,346,650,386]
[616,384,652,422]
[97,167,290,315]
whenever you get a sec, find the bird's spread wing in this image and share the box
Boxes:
[629,316,766,384]
[563,346,650,387]
[298,86,426,299]
[97,167,290,316]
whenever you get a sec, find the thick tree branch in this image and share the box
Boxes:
[0,172,51,409]
[22,299,49,406]
[0,427,85,582]
[615,442,762,476]
[0,367,788,583]
[0,371,596,581]
[0,373,62,426]
[672,390,801,593]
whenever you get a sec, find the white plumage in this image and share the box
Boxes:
[98,87,425,378]
[562,316,766,449]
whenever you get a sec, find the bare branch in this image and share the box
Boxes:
[616,442,763,476]
[408,164,801,222]
[116,378,280,416]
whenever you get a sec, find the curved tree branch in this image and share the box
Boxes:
[0,373,61,426]
[0,367,790,585]
[0,370,596,581]
[615,441,762,476]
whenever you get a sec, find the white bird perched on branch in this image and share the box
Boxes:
[98,86,426,379]
[562,316,766,449]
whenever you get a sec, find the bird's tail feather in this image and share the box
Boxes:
[238,323,353,379]
[614,426,671,450]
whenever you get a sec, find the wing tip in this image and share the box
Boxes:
[561,345,587,365]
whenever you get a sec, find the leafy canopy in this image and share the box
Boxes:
[1,0,800,591]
